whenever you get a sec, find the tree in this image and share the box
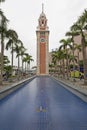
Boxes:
[0,54,10,69]
[74,44,82,71]
[66,31,80,80]
[58,49,67,78]
[3,55,10,65]
[19,47,27,75]
[6,29,18,72]
[51,49,59,69]
[0,10,8,85]
[13,40,23,79]
[23,54,34,73]
[59,38,72,79]
[0,0,5,3]
[51,49,66,77]
[3,56,11,79]
[26,54,34,70]
[71,9,87,84]
[68,54,77,67]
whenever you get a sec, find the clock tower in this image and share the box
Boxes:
[36,4,49,75]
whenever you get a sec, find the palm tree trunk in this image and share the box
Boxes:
[82,36,87,84]
[78,51,80,72]
[72,42,76,81]
[17,56,20,80]
[25,62,26,73]
[66,49,69,79]
[60,61,62,78]
[27,63,28,71]
[21,57,23,77]
[62,59,65,78]
[0,33,4,85]
[11,43,14,77]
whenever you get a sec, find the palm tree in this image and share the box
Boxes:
[26,54,34,71]
[51,49,59,71]
[0,54,10,71]
[51,49,66,78]
[0,10,8,85]
[3,55,10,65]
[66,31,80,80]
[58,49,67,78]
[74,44,82,71]
[15,40,23,68]
[19,47,27,76]
[69,54,77,67]
[6,29,18,74]
[59,38,72,79]
[0,0,5,2]
[49,63,54,74]
[71,10,87,84]
[23,57,27,73]
[13,40,23,79]
[23,54,34,74]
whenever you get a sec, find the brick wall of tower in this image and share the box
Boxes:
[40,43,46,74]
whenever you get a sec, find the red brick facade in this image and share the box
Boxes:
[40,42,46,74]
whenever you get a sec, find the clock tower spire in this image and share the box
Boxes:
[42,3,44,13]
[36,4,49,75]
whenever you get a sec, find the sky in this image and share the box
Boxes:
[1,0,87,68]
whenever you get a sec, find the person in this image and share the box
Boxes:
[79,72,84,80]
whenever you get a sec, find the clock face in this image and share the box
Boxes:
[40,38,45,43]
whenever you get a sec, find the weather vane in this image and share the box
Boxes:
[42,3,44,13]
